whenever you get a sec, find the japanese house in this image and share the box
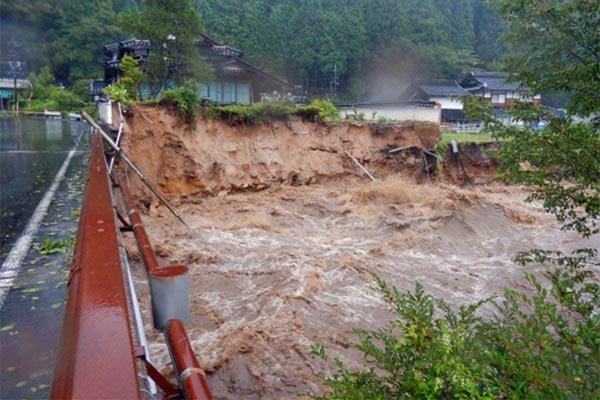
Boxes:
[403,72,542,131]
[460,71,541,107]
[96,35,298,105]
[402,79,472,125]
[197,34,296,104]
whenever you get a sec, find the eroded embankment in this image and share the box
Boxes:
[442,141,502,185]
[120,106,598,399]
[122,105,440,205]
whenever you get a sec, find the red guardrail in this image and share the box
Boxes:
[52,126,213,399]
[117,170,161,274]
[51,131,141,399]
[166,320,214,400]
[116,171,213,400]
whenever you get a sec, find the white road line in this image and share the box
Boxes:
[0,141,80,308]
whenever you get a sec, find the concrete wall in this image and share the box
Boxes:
[339,105,441,124]
[431,97,463,110]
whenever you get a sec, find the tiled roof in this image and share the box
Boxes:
[197,33,292,88]
[463,71,521,91]
[417,79,471,97]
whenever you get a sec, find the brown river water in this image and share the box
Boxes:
[124,175,598,400]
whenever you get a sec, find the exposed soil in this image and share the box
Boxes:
[122,105,440,206]
[442,141,502,185]
[119,106,598,399]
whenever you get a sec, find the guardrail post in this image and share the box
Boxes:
[150,265,190,330]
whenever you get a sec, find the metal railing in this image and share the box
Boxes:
[51,130,141,399]
[52,122,213,399]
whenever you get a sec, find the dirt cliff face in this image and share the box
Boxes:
[442,142,502,185]
[122,105,440,205]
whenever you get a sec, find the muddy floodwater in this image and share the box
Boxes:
[127,175,598,400]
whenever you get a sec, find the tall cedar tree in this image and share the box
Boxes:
[120,0,212,89]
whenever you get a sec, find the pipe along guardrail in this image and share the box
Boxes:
[52,127,213,399]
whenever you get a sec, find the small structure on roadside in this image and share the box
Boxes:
[0,77,31,110]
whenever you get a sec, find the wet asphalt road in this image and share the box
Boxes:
[0,117,89,399]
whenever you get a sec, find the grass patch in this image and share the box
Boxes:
[36,237,73,255]
[207,102,293,125]
[438,131,498,157]
[206,99,339,125]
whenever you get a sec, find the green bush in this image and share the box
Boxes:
[51,88,86,111]
[28,67,54,100]
[311,256,599,399]
[209,102,293,125]
[27,99,59,112]
[25,67,86,112]
[119,55,143,101]
[101,55,144,107]
[209,99,340,125]
[159,83,200,126]
[295,99,340,123]
[103,84,132,106]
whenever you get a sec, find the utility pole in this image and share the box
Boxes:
[329,63,338,101]
[333,63,337,102]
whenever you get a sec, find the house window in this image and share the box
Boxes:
[236,82,250,104]
[203,81,252,103]
[199,84,209,98]
[223,82,235,103]
[491,92,506,104]
[209,82,219,102]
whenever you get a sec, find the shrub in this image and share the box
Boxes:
[119,55,143,100]
[311,258,599,399]
[51,87,86,111]
[103,84,132,106]
[27,99,59,112]
[159,82,200,126]
[102,56,144,107]
[295,99,340,123]
[209,102,293,125]
[205,98,339,125]
[25,67,86,112]
[28,67,54,100]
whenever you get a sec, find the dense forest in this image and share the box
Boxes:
[0,0,507,101]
